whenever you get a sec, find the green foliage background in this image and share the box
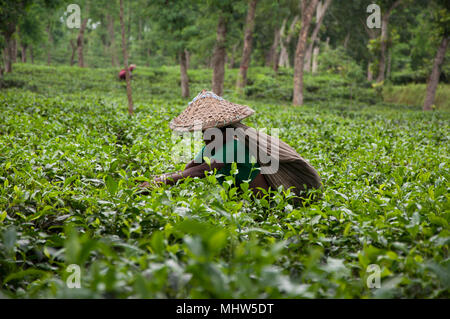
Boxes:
[0,64,449,298]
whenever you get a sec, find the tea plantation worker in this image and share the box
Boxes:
[139,90,322,202]
[118,64,136,80]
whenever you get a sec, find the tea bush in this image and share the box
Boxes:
[0,64,449,298]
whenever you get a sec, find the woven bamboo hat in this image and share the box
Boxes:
[169,90,255,132]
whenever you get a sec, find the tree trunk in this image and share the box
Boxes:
[237,0,258,91]
[304,0,332,72]
[293,0,319,105]
[363,20,378,82]
[279,16,299,68]
[2,21,15,72]
[180,50,190,98]
[312,45,319,74]
[120,0,134,115]
[376,16,388,83]
[21,43,27,63]
[343,32,350,49]
[264,47,272,67]
[271,27,281,72]
[3,33,14,73]
[277,18,288,67]
[107,14,118,67]
[127,0,131,47]
[185,49,190,70]
[376,0,401,83]
[212,15,227,96]
[12,38,17,63]
[77,14,89,68]
[229,42,238,69]
[367,62,373,81]
[70,39,77,66]
[423,36,449,111]
[278,16,299,68]
[386,51,391,79]
[304,49,311,72]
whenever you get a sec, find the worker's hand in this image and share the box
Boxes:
[152,175,166,185]
[138,176,166,188]
[138,181,151,188]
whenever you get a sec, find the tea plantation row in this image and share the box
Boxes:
[0,64,448,298]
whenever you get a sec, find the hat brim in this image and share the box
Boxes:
[169,93,255,132]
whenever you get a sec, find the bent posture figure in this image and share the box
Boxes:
[118,64,136,80]
[140,90,322,203]
[141,125,270,195]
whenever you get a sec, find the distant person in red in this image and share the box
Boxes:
[118,64,136,80]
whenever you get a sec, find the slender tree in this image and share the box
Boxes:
[11,34,17,63]
[258,0,293,72]
[21,44,27,62]
[0,0,32,73]
[376,0,402,83]
[279,16,299,68]
[293,0,319,106]
[363,20,378,82]
[3,31,15,70]
[304,0,332,72]
[77,5,89,68]
[119,0,133,115]
[17,3,45,65]
[185,49,190,69]
[311,46,320,73]
[228,42,239,68]
[269,27,281,71]
[424,35,448,110]
[236,0,258,92]
[423,1,449,111]
[69,39,76,65]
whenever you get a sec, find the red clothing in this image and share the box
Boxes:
[118,69,127,79]
[118,65,135,80]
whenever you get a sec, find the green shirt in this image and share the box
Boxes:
[193,138,260,185]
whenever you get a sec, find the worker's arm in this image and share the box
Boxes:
[184,159,198,170]
[139,160,224,187]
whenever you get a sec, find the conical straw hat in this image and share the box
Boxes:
[169,90,255,132]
